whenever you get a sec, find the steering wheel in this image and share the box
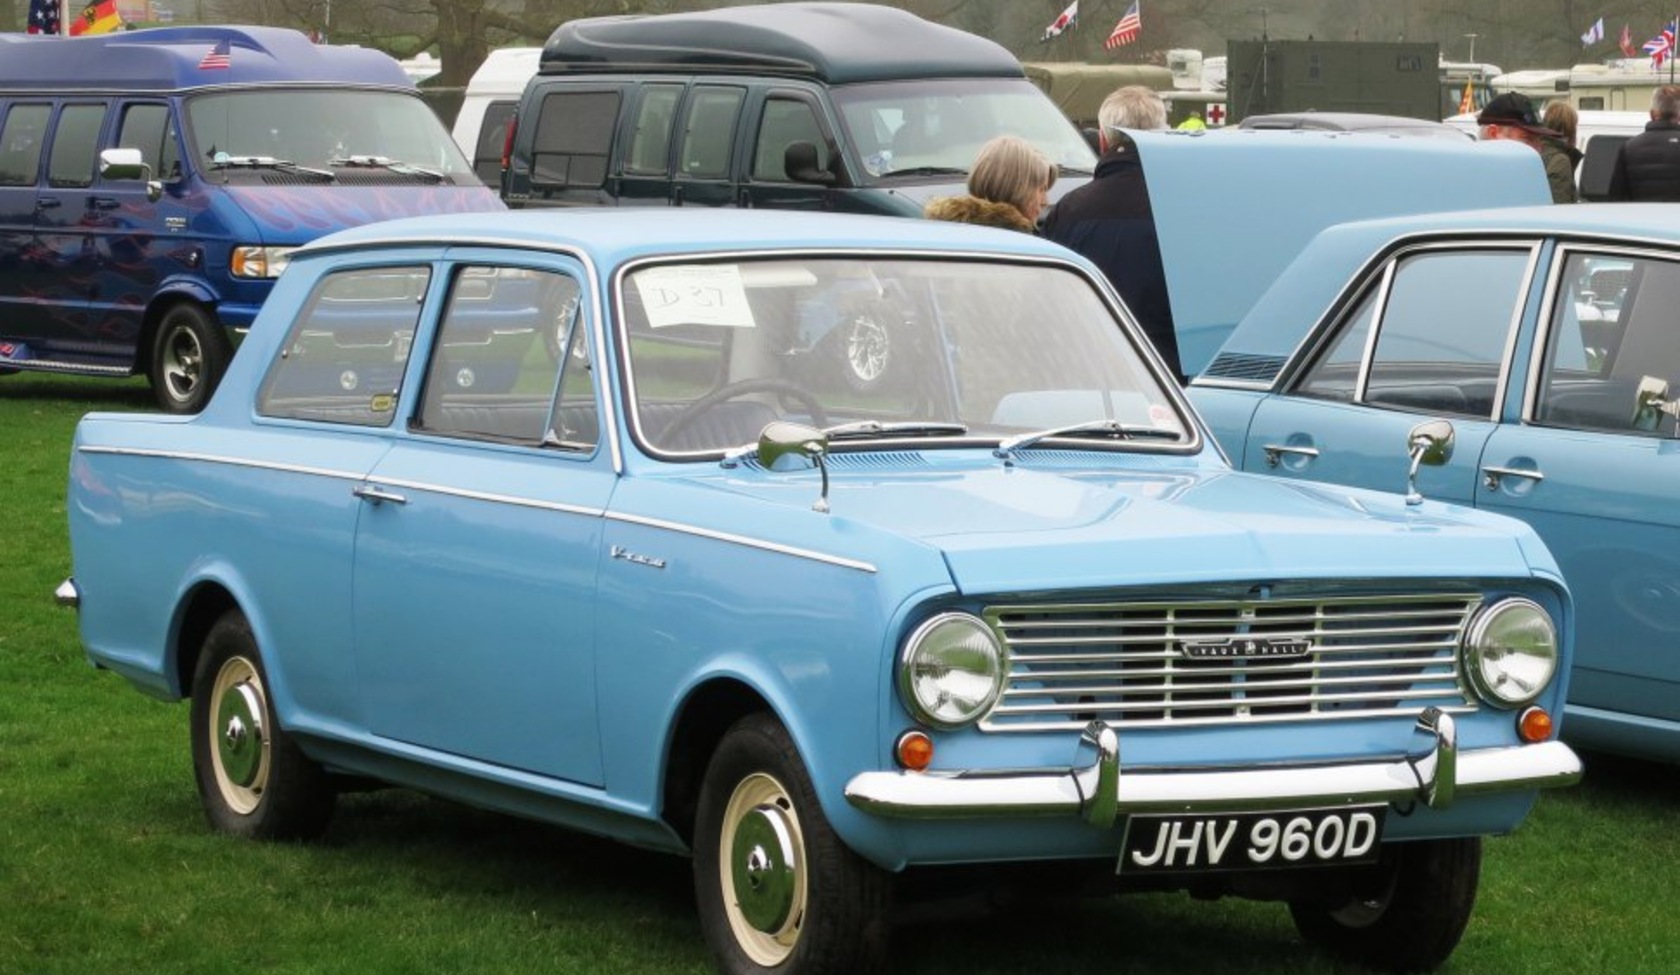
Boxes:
[658,378,830,449]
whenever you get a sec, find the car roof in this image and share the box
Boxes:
[1206,202,1680,383]
[536,1,1023,84]
[0,25,412,92]
[299,207,1083,268]
[1128,129,1551,376]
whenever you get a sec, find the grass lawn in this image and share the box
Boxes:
[2,372,1677,975]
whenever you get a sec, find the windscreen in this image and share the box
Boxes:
[185,89,477,183]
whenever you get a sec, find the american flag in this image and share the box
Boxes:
[198,38,233,70]
[1106,1,1142,50]
[27,0,60,34]
[1643,22,1676,68]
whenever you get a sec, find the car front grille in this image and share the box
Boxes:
[980,592,1479,732]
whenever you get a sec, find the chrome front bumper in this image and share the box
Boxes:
[844,710,1582,829]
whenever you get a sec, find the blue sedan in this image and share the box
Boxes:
[1192,203,1680,765]
[63,208,1578,975]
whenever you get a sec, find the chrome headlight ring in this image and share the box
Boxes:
[1462,597,1559,709]
[898,612,1007,729]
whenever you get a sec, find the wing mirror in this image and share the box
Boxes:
[756,421,832,513]
[784,142,837,186]
[99,147,164,202]
[1634,376,1680,435]
[1404,419,1455,506]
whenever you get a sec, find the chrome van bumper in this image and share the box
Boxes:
[844,710,1582,829]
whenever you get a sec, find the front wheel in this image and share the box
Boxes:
[1288,837,1482,973]
[694,714,890,975]
[189,610,335,840]
[149,303,231,413]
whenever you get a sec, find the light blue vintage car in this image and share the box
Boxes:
[62,209,1580,975]
[1192,204,1680,765]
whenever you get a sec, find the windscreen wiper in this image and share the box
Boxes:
[993,419,1181,465]
[329,155,447,182]
[822,420,970,441]
[878,166,969,178]
[206,154,336,181]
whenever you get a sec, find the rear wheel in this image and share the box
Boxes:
[694,713,890,975]
[149,303,230,413]
[189,610,335,840]
[1288,837,1481,973]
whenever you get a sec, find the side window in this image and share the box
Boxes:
[0,103,52,186]
[258,266,432,426]
[417,267,594,448]
[531,89,620,188]
[678,86,745,179]
[625,84,682,175]
[1294,283,1380,403]
[1539,253,1680,436]
[47,103,107,189]
[471,100,516,184]
[752,97,829,181]
[115,103,181,181]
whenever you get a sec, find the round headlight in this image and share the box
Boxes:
[899,613,1006,729]
[1463,597,1558,708]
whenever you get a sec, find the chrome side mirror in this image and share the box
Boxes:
[99,147,163,202]
[1404,419,1455,506]
[1633,376,1680,435]
[757,421,831,513]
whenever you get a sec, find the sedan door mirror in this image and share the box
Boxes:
[1404,419,1455,506]
[757,421,832,512]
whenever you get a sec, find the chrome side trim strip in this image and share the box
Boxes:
[845,713,1582,826]
[371,476,603,517]
[607,511,877,573]
[76,445,364,483]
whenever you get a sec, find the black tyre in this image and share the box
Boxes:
[694,713,890,975]
[189,610,335,841]
[149,303,231,413]
[1288,837,1482,973]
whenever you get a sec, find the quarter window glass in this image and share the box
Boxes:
[1363,250,1527,417]
[258,266,431,426]
[752,98,828,181]
[115,103,180,181]
[1538,253,1680,436]
[679,87,744,179]
[0,103,50,186]
[532,89,620,188]
[1294,284,1379,403]
[625,84,681,175]
[47,103,106,188]
[417,267,592,447]
[470,100,517,184]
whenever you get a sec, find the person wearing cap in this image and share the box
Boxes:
[1043,85,1184,382]
[1477,92,1576,203]
[1607,85,1680,202]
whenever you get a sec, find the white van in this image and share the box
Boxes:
[451,47,539,184]
[1446,108,1644,200]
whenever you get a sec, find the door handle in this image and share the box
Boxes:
[89,197,122,210]
[1482,465,1544,490]
[35,197,61,210]
[352,484,408,506]
[1261,443,1320,467]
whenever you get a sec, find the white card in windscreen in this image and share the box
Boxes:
[635,265,756,329]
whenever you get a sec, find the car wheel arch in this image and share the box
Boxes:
[172,581,240,698]
[661,677,773,846]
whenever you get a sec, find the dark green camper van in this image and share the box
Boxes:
[500,2,1095,216]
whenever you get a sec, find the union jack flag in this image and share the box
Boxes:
[198,39,232,70]
[1106,1,1142,50]
[1643,22,1676,68]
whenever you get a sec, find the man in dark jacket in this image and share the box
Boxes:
[1608,85,1680,201]
[1043,86,1184,382]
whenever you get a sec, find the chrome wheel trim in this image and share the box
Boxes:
[209,655,270,815]
[719,772,807,966]
[160,323,204,403]
[844,316,889,383]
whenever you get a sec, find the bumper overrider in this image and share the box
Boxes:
[844,709,1582,827]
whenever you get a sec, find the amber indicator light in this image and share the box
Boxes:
[1518,706,1554,743]
[896,730,934,771]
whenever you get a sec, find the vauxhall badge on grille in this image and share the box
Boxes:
[1178,637,1313,660]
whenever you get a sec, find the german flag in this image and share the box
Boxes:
[69,0,123,37]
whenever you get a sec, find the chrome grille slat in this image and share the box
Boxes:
[980,592,1479,732]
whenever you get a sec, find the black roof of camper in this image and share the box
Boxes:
[538,2,1024,84]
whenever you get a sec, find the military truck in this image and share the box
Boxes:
[1225,39,1442,123]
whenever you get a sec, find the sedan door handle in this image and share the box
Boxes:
[352,484,408,506]
[1262,443,1320,467]
[1482,465,1545,490]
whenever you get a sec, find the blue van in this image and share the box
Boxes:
[0,26,501,411]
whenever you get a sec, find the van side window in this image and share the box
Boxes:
[47,103,108,189]
[625,85,682,175]
[471,100,517,184]
[116,103,182,181]
[0,103,52,186]
[532,89,620,188]
[752,97,828,181]
[680,87,745,179]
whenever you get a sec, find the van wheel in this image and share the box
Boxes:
[694,714,890,975]
[1288,837,1481,973]
[189,610,335,840]
[150,304,230,413]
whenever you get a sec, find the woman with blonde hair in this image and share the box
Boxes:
[924,135,1056,233]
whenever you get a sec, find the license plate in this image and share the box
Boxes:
[1119,806,1385,874]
